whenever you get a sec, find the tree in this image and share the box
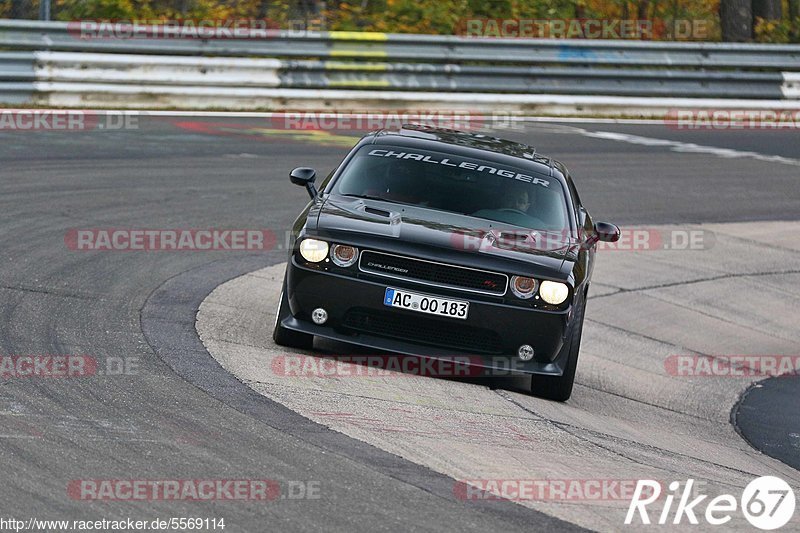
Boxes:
[257,0,271,19]
[752,0,781,22]
[788,0,800,40]
[720,0,752,41]
[11,0,31,18]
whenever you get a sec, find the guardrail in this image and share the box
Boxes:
[1,19,799,113]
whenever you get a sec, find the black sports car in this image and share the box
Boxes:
[273,124,619,401]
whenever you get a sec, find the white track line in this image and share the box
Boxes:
[573,128,800,167]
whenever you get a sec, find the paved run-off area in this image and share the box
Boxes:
[198,220,800,532]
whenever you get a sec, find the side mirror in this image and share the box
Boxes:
[290,167,317,199]
[595,222,621,243]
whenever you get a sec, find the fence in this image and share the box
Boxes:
[1,19,798,113]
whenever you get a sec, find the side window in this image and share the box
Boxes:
[566,176,582,209]
[566,175,591,236]
[319,170,336,193]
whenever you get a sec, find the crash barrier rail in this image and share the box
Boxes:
[0,19,799,109]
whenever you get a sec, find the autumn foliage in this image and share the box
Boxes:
[1,0,797,42]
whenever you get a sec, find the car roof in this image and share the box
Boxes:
[365,124,567,180]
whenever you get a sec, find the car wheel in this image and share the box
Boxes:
[272,285,314,350]
[529,296,586,402]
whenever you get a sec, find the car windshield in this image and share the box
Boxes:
[332,145,570,231]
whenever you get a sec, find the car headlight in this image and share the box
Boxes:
[330,244,359,267]
[299,238,329,263]
[539,280,569,305]
[510,275,536,299]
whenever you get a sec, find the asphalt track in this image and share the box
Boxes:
[0,115,798,531]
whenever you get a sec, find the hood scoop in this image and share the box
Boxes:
[319,198,403,237]
[364,206,392,217]
[486,229,539,250]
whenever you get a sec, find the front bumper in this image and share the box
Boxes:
[282,257,576,376]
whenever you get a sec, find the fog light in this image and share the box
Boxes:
[331,244,358,267]
[510,275,536,299]
[517,345,534,361]
[311,308,328,325]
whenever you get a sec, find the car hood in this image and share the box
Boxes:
[314,196,577,273]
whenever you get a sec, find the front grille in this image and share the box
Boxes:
[359,250,507,295]
[341,308,503,354]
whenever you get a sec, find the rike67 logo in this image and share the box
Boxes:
[626,477,796,530]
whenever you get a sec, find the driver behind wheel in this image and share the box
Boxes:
[472,185,543,229]
[504,188,532,213]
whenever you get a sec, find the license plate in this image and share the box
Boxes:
[383,287,469,320]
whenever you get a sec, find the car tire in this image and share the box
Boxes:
[529,295,586,402]
[272,285,314,350]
